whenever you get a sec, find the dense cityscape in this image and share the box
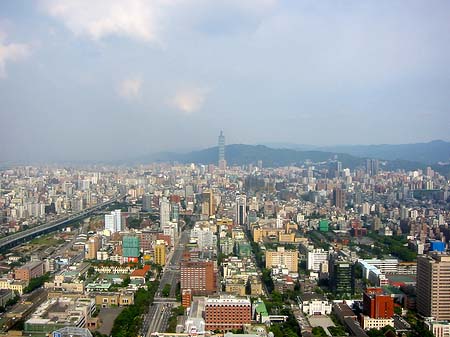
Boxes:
[2,2,450,337]
[0,131,448,337]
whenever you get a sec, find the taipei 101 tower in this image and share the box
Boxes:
[218,131,226,170]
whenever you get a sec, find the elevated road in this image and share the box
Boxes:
[0,194,127,252]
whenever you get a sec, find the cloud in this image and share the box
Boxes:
[0,33,29,78]
[118,77,142,99]
[41,0,166,42]
[171,87,209,114]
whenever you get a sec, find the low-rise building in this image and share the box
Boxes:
[0,278,28,295]
[15,261,44,281]
[298,293,332,316]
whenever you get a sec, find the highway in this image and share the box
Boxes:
[0,194,126,251]
[142,229,190,336]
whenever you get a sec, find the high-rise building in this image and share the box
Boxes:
[235,193,246,226]
[366,159,380,176]
[417,254,450,320]
[218,131,226,170]
[201,190,215,217]
[363,288,394,318]
[142,194,152,212]
[122,235,140,262]
[180,260,216,295]
[104,210,121,233]
[154,243,166,266]
[159,197,170,229]
[204,295,251,331]
[329,254,354,295]
[333,188,345,209]
[86,235,101,260]
[265,246,298,272]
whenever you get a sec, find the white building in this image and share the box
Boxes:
[160,197,171,229]
[307,249,329,272]
[104,210,121,233]
[426,321,450,337]
[361,316,394,330]
[298,294,332,316]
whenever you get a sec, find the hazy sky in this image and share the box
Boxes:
[1,0,450,162]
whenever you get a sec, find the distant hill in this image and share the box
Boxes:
[268,140,450,165]
[135,143,450,177]
[144,144,363,168]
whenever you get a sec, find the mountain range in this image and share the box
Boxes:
[264,140,450,165]
[139,140,450,176]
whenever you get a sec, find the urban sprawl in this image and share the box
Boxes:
[0,134,449,337]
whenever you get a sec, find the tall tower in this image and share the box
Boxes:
[160,197,170,230]
[333,188,345,209]
[417,254,450,320]
[218,130,226,170]
[236,193,247,226]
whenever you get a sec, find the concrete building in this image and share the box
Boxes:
[15,261,44,281]
[122,235,140,262]
[0,278,28,295]
[426,321,450,337]
[417,254,450,320]
[298,293,332,316]
[154,243,166,266]
[104,210,121,233]
[265,246,298,272]
[235,193,247,226]
[363,288,394,319]
[85,235,100,260]
[24,297,95,335]
[204,295,251,331]
[307,249,329,272]
[181,260,216,295]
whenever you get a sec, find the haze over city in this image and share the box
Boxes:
[1,0,450,162]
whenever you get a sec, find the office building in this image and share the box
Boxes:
[154,243,166,266]
[366,159,379,176]
[417,254,450,320]
[180,260,216,295]
[307,249,329,273]
[86,235,100,260]
[329,255,354,295]
[15,261,44,281]
[235,193,247,226]
[205,295,251,331]
[122,235,140,262]
[333,188,345,209]
[363,288,394,319]
[142,194,152,212]
[104,210,121,233]
[160,197,170,229]
[265,246,298,272]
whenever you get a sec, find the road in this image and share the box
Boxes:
[142,229,190,336]
[0,194,126,251]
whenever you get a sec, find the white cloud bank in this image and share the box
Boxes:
[0,33,29,78]
[171,87,209,114]
[42,0,166,42]
[118,77,142,99]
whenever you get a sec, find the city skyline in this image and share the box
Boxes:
[1,1,450,162]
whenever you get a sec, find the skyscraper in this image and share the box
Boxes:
[417,254,450,320]
[236,193,246,226]
[218,130,226,170]
[333,188,345,209]
[160,197,170,230]
[104,209,121,233]
[366,159,380,176]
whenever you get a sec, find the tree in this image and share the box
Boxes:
[162,283,171,297]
